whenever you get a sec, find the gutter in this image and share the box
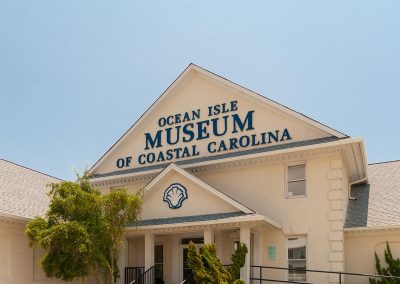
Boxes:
[348,177,368,200]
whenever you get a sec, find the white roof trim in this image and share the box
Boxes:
[127,213,281,231]
[89,63,346,174]
[344,225,400,235]
[141,163,254,214]
[90,137,366,184]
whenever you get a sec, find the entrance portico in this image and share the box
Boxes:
[123,212,280,283]
[117,163,280,283]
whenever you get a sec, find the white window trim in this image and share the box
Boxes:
[285,162,307,199]
[286,236,308,282]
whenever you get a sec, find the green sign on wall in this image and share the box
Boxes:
[268,246,276,260]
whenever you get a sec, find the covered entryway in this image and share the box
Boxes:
[122,212,280,284]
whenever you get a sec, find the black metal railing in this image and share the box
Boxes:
[125,266,144,284]
[250,265,400,283]
[181,269,195,284]
[135,266,155,284]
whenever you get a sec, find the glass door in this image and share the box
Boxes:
[155,245,163,283]
[181,237,203,283]
[182,248,194,284]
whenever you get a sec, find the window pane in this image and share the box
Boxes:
[288,260,306,281]
[288,180,306,196]
[288,238,306,258]
[288,165,305,181]
[289,246,306,259]
[288,237,307,282]
[155,245,163,263]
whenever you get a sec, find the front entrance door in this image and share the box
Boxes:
[155,244,163,283]
[182,248,191,282]
[182,248,194,284]
[181,237,203,283]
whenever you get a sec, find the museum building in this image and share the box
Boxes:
[1,64,400,284]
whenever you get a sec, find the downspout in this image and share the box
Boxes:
[348,177,368,200]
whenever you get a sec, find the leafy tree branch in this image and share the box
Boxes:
[26,172,142,284]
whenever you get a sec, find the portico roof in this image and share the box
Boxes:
[126,212,281,233]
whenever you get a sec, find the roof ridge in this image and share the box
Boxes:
[368,159,400,166]
[190,63,348,138]
[0,158,62,181]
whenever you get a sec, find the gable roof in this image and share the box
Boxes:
[0,159,60,220]
[142,163,254,214]
[345,160,400,229]
[89,63,347,175]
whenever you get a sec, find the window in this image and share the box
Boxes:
[287,164,306,197]
[288,237,307,282]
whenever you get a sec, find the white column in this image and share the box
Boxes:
[240,224,251,284]
[204,226,215,244]
[118,237,128,284]
[171,235,180,283]
[253,231,263,266]
[144,232,155,270]
[215,231,222,259]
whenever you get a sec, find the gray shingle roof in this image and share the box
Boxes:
[345,160,400,228]
[0,159,60,219]
[128,211,248,227]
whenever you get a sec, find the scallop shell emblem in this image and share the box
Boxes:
[163,183,188,209]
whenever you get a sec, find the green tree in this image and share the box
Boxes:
[25,173,141,284]
[187,241,247,284]
[370,242,400,284]
[227,243,248,283]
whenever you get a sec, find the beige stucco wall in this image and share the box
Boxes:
[121,152,349,283]
[196,154,347,282]
[345,232,400,283]
[0,220,93,284]
[127,237,145,268]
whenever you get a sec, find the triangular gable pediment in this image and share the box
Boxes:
[90,64,346,176]
[139,163,253,221]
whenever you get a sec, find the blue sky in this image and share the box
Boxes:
[0,1,399,180]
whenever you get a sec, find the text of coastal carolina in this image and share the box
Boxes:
[136,100,292,165]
